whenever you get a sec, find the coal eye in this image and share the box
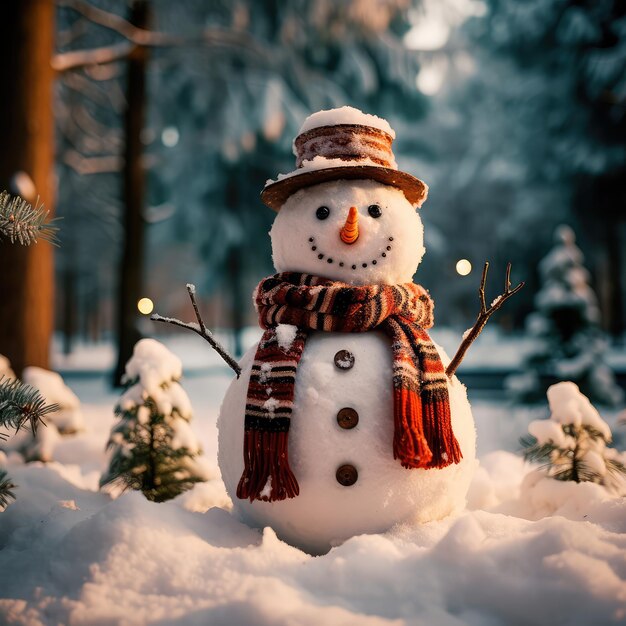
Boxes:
[368,204,382,218]
[316,206,330,220]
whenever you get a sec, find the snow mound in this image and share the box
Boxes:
[1,376,626,624]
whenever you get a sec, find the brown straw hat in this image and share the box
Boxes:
[261,109,428,211]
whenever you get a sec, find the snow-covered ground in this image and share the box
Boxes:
[1,359,626,625]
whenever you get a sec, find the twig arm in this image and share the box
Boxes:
[446,262,524,379]
[151,286,241,378]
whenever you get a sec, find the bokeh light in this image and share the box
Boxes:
[137,297,154,315]
[456,259,472,276]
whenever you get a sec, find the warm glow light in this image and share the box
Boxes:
[137,297,154,315]
[161,126,179,147]
[456,259,472,276]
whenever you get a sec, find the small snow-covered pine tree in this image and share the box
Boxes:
[522,382,626,495]
[100,339,208,502]
[509,225,623,405]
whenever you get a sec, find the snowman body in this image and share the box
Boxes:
[219,330,475,554]
[218,176,477,554]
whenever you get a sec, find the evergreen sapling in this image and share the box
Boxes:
[521,382,626,495]
[100,339,209,502]
[509,225,623,405]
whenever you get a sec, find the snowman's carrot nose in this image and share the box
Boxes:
[340,206,359,244]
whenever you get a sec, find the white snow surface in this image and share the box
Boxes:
[298,106,396,139]
[270,180,425,286]
[1,371,626,624]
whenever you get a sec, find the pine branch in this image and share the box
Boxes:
[151,284,241,378]
[0,470,16,508]
[520,436,555,464]
[0,191,59,246]
[0,377,59,439]
[446,262,525,378]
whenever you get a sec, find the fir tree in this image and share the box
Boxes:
[509,225,623,405]
[100,339,208,502]
[521,382,626,495]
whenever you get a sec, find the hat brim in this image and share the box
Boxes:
[261,165,428,211]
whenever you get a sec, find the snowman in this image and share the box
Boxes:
[218,107,478,555]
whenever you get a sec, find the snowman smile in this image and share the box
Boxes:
[308,235,394,270]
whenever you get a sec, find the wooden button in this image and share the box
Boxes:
[337,407,359,429]
[336,464,358,486]
[334,350,355,370]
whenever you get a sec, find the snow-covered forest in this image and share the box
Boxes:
[1,1,625,624]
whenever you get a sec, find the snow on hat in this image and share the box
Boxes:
[261,106,428,211]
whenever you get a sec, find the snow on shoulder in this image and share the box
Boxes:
[298,106,396,138]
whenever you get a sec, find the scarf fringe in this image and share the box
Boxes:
[393,388,433,468]
[422,396,463,467]
[393,389,462,469]
[236,430,300,502]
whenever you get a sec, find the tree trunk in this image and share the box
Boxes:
[0,0,55,377]
[113,1,150,385]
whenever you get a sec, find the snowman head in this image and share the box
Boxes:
[270,179,424,285]
[263,106,428,286]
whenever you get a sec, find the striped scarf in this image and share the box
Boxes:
[237,272,462,502]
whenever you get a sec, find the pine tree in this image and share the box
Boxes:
[521,382,626,495]
[509,225,623,405]
[100,339,208,502]
[0,374,59,507]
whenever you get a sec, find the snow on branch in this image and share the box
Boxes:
[151,284,242,378]
[446,262,524,379]
[0,191,58,246]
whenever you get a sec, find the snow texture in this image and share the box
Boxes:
[547,381,612,439]
[22,366,84,435]
[298,105,396,138]
[275,324,298,352]
[270,180,425,286]
[1,374,625,626]
[123,338,183,392]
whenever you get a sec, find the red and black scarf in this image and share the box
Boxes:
[237,272,462,502]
